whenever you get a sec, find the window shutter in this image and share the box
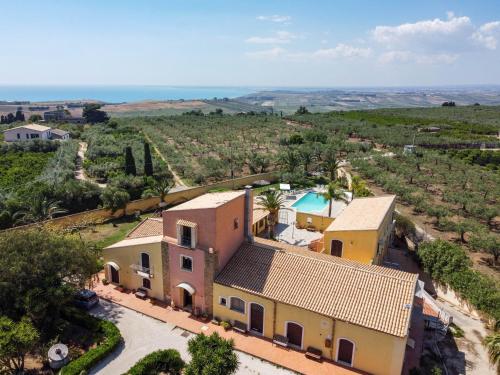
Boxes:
[176,224,181,246]
[190,227,197,248]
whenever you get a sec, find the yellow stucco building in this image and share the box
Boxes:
[323,195,396,264]
[213,238,417,375]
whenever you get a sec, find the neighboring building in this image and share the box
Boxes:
[214,237,418,375]
[2,124,70,142]
[102,190,417,374]
[43,106,86,124]
[3,124,52,142]
[252,201,269,235]
[50,128,70,141]
[323,195,396,265]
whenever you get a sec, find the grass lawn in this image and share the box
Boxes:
[81,213,153,249]
[253,183,280,195]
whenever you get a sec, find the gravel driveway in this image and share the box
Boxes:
[90,300,296,375]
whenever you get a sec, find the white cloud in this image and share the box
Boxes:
[379,50,458,64]
[373,13,473,48]
[245,31,296,44]
[245,47,287,59]
[257,15,291,23]
[311,44,372,59]
[246,44,371,61]
[472,21,500,50]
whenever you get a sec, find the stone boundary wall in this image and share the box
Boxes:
[4,172,278,231]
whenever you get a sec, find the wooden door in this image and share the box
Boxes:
[286,322,303,349]
[110,266,119,284]
[331,240,343,257]
[337,339,354,366]
[250,304,264,334]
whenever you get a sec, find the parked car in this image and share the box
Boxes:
[74,289,99,310]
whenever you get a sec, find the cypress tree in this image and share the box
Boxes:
[124,146,136,176]
[144,142,153,176]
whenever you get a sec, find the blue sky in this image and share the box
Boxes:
[1,0,500,86]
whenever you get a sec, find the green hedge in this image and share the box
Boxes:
[123,349,185,375]
[418,240,500,322]
[60,308,122,375]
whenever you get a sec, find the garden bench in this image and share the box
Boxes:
[273,334,289,347]
[232,320,247,333]
[305,346,322,360]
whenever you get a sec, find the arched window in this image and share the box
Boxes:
[230,297,245,313]
[331,240,343,257]
[337,338,355,366]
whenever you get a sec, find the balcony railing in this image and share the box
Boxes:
[130,264,154,278]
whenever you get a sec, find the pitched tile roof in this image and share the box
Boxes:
[167,191,245,211]
[4,123,51,132]
[216,238,417,337]
[326,195,396,232]
[104,235,163,249]
[127,218,163,238]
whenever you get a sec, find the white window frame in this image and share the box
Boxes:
[219,296,227,306]
[247,302,265,336]
[284,321,304,350]
[180,255,193,272]
[336,337,355,367]
[229,296,246,314]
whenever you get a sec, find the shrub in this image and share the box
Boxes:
[220,321,231,331]
[60,308,122,375]
[394,212,416,239]
[124,349,184,375]
[185,333,238,375]
[418,240,500,322]
[100,186,130,213]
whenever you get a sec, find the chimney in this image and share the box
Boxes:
[244,185,254,243]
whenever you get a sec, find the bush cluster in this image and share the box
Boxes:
[124,349,185,375]
[60,308,122,375]
[418,240,500,322]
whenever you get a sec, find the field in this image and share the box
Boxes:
[0,150,54,189]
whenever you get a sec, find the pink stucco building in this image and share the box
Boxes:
[162,189,253,314]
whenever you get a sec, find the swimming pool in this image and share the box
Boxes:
[292,192,328,213]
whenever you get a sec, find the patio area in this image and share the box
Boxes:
[272,189,347,247]
[92,276,363,375]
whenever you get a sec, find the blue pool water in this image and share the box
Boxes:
[292,192,328,213]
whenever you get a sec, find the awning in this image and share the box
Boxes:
[177,219,198,228]
[279,183,291,191]
[105,261,120,271]
[176,282,195,295]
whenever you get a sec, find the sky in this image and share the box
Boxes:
[1,0,500,87]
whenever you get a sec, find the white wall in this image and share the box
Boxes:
[3,128,51,142]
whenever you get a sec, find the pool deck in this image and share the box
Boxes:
[274,189,347,247]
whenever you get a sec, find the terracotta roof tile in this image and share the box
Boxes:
[127,218,163,238]
[216,238,417,337]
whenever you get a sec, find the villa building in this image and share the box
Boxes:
[322,195,396,265]
[102,189,417,375]
[3,123,70,142]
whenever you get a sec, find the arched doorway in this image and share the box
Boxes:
[331,240,343,257]
[337,338,355,366]
[285,322,303,349]
[249,303,264,335]
[176,283,195,310]
[106,262,120,284]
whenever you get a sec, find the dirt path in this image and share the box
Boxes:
[75,142,107,188]
[142,132,186,188]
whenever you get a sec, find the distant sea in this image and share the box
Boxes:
[0,85,257,103]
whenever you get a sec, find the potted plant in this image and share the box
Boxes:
[102,278,109,285]
[221,321,232,331]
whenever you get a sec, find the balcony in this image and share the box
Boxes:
[130,264,154,278]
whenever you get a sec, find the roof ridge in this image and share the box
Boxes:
[251,240,415,283]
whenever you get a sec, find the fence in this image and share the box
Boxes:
[5,172,279,231]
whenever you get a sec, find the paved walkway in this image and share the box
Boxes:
[93,280,360,375]
[90,300,295,375]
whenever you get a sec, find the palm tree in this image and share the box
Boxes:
[256,190,288,240]
[484,333,500,368]
[321,181,348,217]
[279,149,301,174]
[322,147,341,181]
[14,196,67,224]
[152,175,174,203]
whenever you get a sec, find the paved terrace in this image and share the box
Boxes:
[274,189,347,247]
[93,276,363,375]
